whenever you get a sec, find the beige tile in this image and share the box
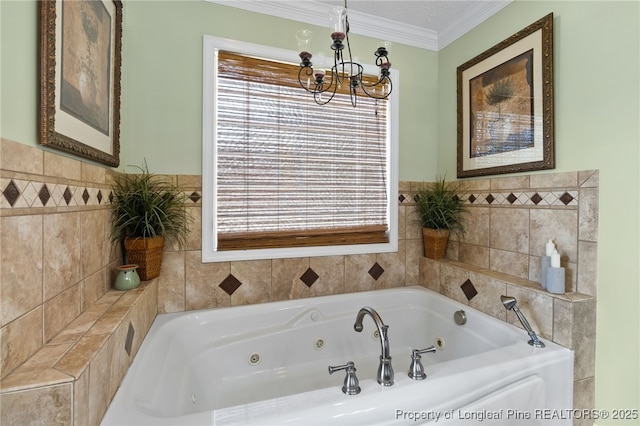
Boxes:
[344,253,377,293]
[44,151,82,180]
[578,170,598,188]
[108,316,133,400]
[458,242,489,269]
[490,175,529,190]
[158,251,186,313]
[404,238,422,285]
[375,242,406,289]
[81,162,106,184]
[177,174,202,188]
[230,260,272,306]
[81,209,108,277]
[74,369,90,426]
[88,335,112,426]
[0,138,44,175]
[462,207,489,246]
[577,241,597,297]
[405,205,422,241]
[54,334,109,379]
[439,262,469,305]
[578,187,599,242]
[505,285,553,340]
[0,367,72,392]
[573,376,595,412]
[185,205,202,251]
[460,178,490,191]
[309,255,345,296]
[44,284,82,343]
[271,257,309,301]
[1,307,42,379]
[468,272,507,320]
[44,212,82,301]
[572,298,596,381]
[85,305,129,336]
[489,248,529,279]
[552,298,573,348]
[83,269,108,309]
[419,257,440,292]
[398,180,411,193]
[397,205,406,240]
[1,215,43,326]
[530,171,577,189]
[0,383,72,425]
[13,343,72,373]
[530,209,578,261]
[489,208,529,253]
[185,251,230,311]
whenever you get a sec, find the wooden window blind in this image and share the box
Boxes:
[215,51,389,251]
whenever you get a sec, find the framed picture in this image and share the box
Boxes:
[39,0,122,167]
[457,13,554,178]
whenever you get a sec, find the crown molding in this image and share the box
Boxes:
[437,1,512,50]
[206,0,511,52]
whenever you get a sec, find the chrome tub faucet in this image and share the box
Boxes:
[354,306,394,386]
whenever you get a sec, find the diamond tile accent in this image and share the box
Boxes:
[368,262,385,280]
[485,194,495,204]
[189,191,201,203]
[3,180,20,206]
[39,184,51,206]
[300,268,319,288]
[468,194,477,204]
[63,187,73,205]
[97,190,103,204]
[460,279,478,301]
[82,189,90,204]
[530,193,543,205]
[398,194,405,203]
[109,191,114,204]
[559,192,574,205]
[219,274,243,296]
[124,322,135,356]
[507,193,518,204]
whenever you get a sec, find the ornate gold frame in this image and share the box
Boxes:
[457,13,554,178]
[39,0,122,167]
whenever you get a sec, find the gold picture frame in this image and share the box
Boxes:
[457,13,554,178]
[39,0,122,167]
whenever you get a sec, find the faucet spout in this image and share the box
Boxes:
[354,306,394,386]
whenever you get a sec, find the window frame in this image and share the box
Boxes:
[202,35,399,262]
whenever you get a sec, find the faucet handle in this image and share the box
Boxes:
[408,346,436,380]
[328,361,361,395]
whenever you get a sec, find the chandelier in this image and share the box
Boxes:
[296,0,392,107]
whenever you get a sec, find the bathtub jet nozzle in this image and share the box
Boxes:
[500,295,545,348]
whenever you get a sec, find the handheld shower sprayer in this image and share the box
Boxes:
[500,295,545,348]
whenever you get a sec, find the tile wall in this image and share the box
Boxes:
[0,136,598,425]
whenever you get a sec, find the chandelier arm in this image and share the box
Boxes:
[359,77,393,99]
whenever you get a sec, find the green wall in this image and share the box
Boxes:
[438,1,640,421]
[1,0,639,421]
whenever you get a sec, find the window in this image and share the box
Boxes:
[202,36,398,262]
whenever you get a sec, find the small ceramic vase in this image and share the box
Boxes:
[115,264,141,291]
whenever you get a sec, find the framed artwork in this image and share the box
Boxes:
[457,13,554,178]
[40,0,122,167]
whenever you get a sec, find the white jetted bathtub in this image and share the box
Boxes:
[102,286,573,425]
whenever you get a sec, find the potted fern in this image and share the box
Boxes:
[415,176,467,259]
[110,162,191,280]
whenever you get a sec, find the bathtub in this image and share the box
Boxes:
[102,286,573,425]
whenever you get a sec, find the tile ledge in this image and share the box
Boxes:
[431,258,595,301]
[0,279,158,394]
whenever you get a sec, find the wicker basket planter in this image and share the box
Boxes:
[123,236,165,280]
[422,228,450,260]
